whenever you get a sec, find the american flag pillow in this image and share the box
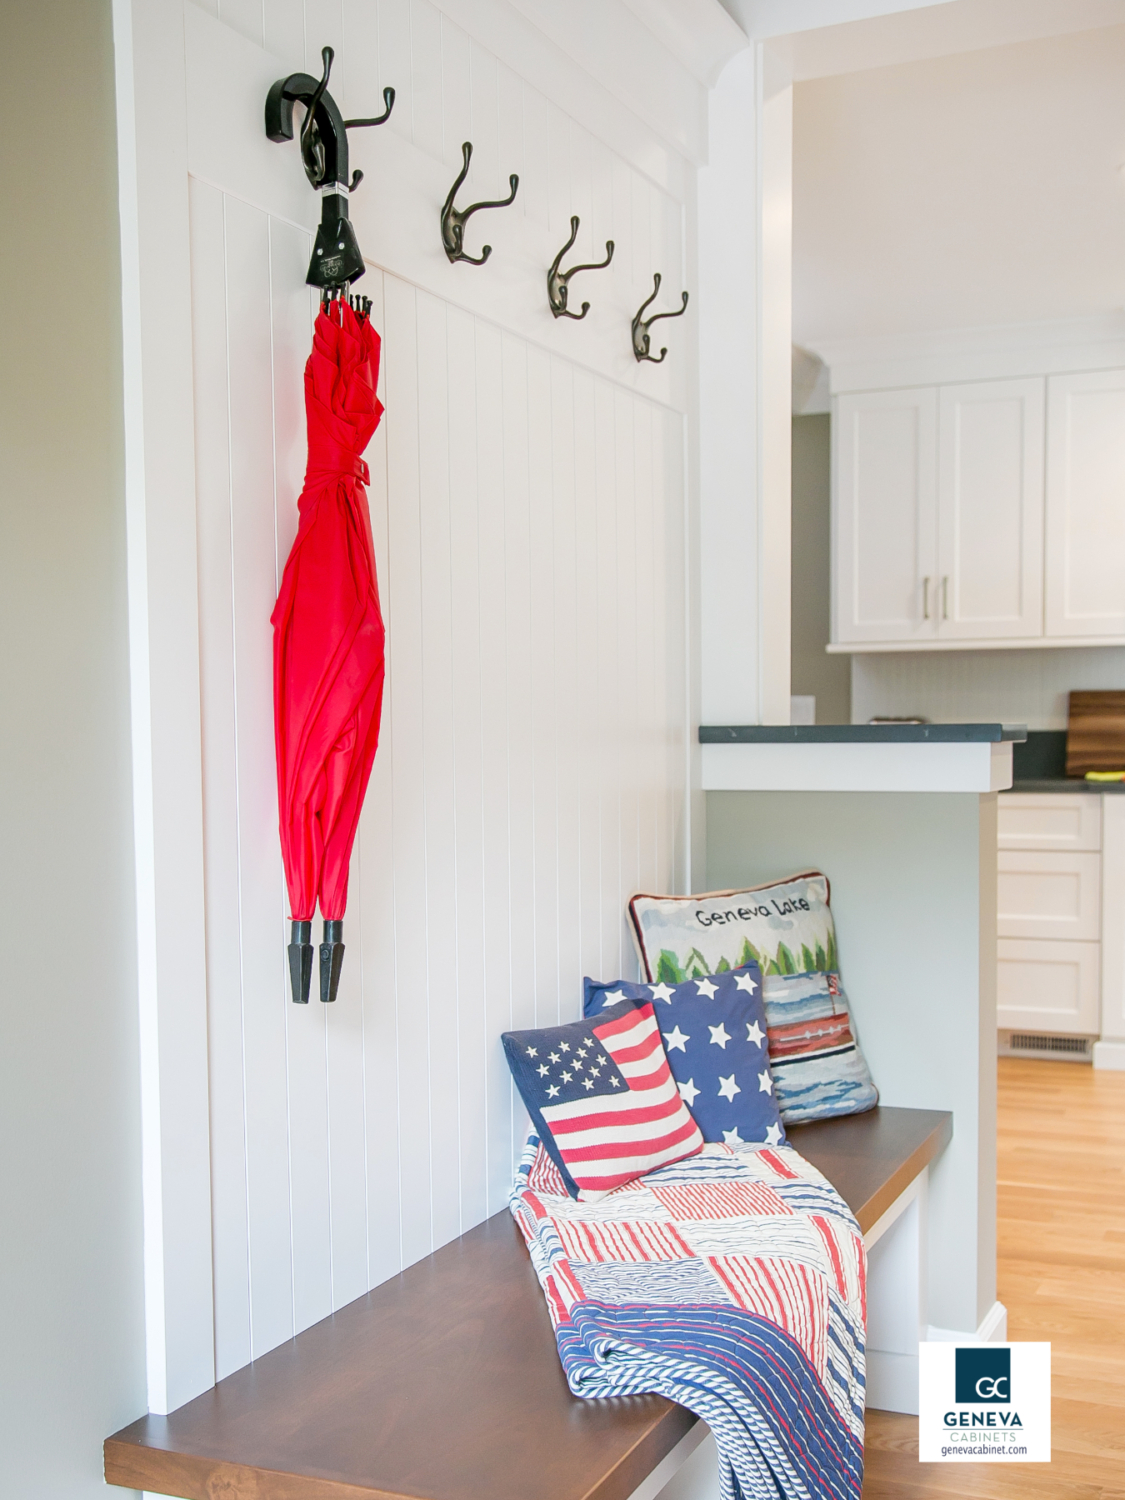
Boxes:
[502,1001,704,1200]
[583,966,786,1148]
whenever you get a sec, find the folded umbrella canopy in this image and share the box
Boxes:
[272,295,386,1003]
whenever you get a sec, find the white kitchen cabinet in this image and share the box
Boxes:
[1045,370,1125,638]
[937,379,1044,640]
[833,388,937,645]
[997,938,1100,1034]
[1098,798,1125,1060]
[996,850,1101,942]
[833,378,1045,647]
[997,792,1101,852]
[997,791,1111,1043]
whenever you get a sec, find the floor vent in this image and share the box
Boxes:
[1008,1032,1092,1058]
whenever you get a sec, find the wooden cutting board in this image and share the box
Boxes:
[1066,690,1125,775]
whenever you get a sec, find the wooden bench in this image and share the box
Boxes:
[105,1107,951,1500]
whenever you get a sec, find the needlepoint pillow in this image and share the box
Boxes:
[501,1001,704,1200]
[762,971,878,1124]
[627,872,837,984]
[582,967,785,1149]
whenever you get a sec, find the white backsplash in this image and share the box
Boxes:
[851,648,1125,728]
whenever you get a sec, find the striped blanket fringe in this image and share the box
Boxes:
[510,1136,866,1500]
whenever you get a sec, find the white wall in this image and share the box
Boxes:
[0,2,147,1496]
[851,647,1125,728]
[793,22,1125,348]
[117,0,749,1406]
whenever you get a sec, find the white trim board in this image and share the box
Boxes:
[928,1300,1009,1344]
[1094,1040,1125,1069]
[701,739,1012,793]
[828,635,1125,653]
[814,314,1125,396]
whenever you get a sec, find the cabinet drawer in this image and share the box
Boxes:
[997,850,1101,940]
[998,793,1101,851]
[997,938,1100,1034]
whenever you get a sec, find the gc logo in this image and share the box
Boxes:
[975,1375,1009,1400]
[955,1348,1012,1405]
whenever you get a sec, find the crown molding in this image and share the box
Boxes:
[809,313,1125,392]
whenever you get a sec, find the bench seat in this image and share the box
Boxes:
[105,1106,951,1500]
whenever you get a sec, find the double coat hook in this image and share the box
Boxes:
[631,273,688,363]
[441,142,519,265]
[265,46,395,290]
[547,216,614,319]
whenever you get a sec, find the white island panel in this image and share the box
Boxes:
[702,739,1012,794]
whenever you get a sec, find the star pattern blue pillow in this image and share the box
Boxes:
[582,966,784,1148]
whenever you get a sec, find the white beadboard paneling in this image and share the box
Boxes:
[356,269,404,1290]
[410,0,444,163]
[550,359,581,1025]
[445,304,488,1228]
[527,346,559,1028]
[190,176,252,1382]
[573,367,605,986]
[382,275,434,1269]
[415,290,461,1249]
[378,0,415,147]
[219,0,265,49]
[264,0,305,68]
[440,15,473,172]
[223,196,303,1360]
[180,0,691,1387]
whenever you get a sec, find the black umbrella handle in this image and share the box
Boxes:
[320,920,345,1003]
[266,46,396,292]
[288,921,313,1004]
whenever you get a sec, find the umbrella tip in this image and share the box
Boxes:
[288,920,313,1003]
[320,920,345,1003]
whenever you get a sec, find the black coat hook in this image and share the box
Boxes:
[441,142,519,265]
[344,87,396,131]
[547,216,614,320]
[631,273,688,363]
[266,47,395,291]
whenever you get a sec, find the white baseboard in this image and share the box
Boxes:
[1094,1040,1125,1071]
[867,1350,919,1415]
[927,1300,1008,1344]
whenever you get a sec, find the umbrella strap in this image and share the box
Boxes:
[305,452,370,486]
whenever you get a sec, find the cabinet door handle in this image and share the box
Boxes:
[923,576,931,619]
[942,575,949,620]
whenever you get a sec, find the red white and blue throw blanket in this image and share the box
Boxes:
[510,1136,866,1500]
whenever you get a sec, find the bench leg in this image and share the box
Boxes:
[864,1171,928,1416]
[632,1424,718,1500]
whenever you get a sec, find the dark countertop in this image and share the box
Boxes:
[1008,778,1125,794]
[699,723,1026,744]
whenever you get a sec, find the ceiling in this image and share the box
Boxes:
[792,20,1125,348]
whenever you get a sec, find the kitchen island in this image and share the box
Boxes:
[701,723,1019,1359]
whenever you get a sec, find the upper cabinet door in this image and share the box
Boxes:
[833,388,938,644]
[937,379,1045,640]
[1046,371,1125,638]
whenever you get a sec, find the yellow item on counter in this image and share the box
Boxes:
[1085,770,1125,781]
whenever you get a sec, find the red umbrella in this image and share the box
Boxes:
[272,294,386,1004]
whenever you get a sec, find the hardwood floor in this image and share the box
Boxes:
[863,1057,1125,1499]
